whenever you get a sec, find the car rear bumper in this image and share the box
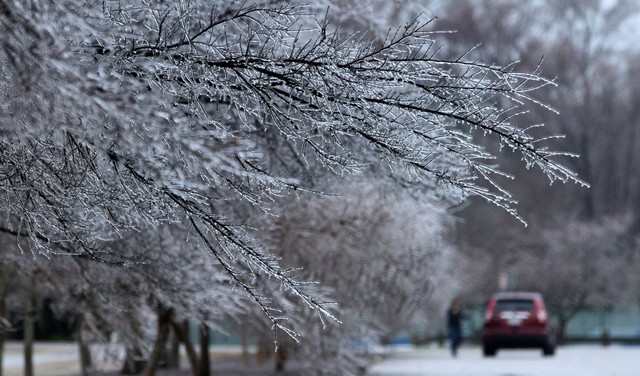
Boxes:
[483,333,550,349]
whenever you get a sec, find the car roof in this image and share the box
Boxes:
[491,292,543,300]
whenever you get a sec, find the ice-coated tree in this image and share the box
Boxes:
[264,182,452,373]
[514,216,637,342]
[0,234,68,376]
[0,0,583,332]
[0,234,28,376]
[42,222,268,375]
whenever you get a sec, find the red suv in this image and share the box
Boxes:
[482,292,555,356]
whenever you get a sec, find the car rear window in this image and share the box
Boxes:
[494,299,535,312]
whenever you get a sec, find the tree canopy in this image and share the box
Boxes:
[0,0,582,328]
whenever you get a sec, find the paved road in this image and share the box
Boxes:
[366,345,640,376]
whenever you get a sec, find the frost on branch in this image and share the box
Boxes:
[0,0,582,326]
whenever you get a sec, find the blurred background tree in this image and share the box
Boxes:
[430,0,640,337]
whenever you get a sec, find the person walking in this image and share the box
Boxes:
[447,297,464,357]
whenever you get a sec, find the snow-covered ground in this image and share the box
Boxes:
[366,344,640,376]
[5,342,640,375]
[2,342,82,376]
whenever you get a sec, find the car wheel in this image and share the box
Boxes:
[483,345,497,357]
[542,342,555,356]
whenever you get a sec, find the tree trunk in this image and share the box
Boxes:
[0,273,10,376]
[121,347,145,374]
[275,329,294,372]
[275,343,289,372]
[0,326,4,376]
[166,326,180,369]
[241,319,249,367]
[557,317,567,345]
[76,315,93,376]
[24,315,35,376]
[79,340,93,376]
[256,333,270,365]
[23,283,37,376]
[142,306,173,376]
[171,320,199,376]
[198,324,210,376]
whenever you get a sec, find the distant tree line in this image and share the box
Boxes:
[431,0,640,341]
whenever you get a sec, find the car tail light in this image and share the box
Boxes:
[484,300,496,323]
[536,309,548,323]
[534,299,548,323]
[484,308,494,323]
